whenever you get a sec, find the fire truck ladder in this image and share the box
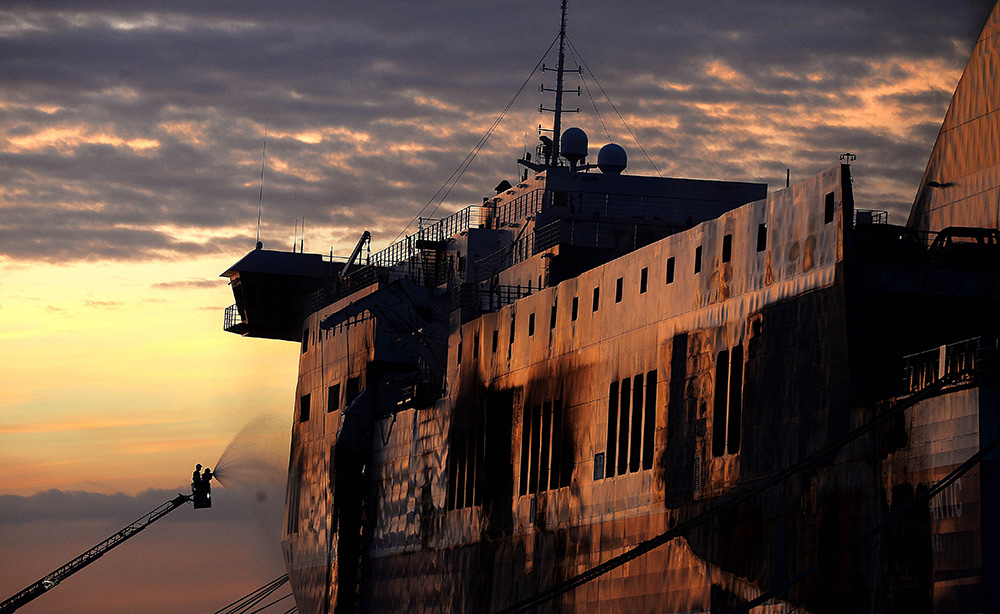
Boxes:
[0,493,195,614]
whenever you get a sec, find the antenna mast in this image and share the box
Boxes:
[552,0,568,164]
[536,0,580,168]
[255,120,268,249]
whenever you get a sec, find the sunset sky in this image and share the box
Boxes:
[0,0,994,612]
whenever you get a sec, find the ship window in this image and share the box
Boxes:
[594,451,606,481]
[492,329,499,353]
[694,246,703,274]
[722,234,733,263]
[447,402,488,510]
[328,383,340,412]
[286,472,300,534]
[756,223,767,252]
[617,377,631,475]
[519,403,531,496]
[571,296,579,321]
[301,328,309,354]
[299,393,311,422]
[457,341,462,364]
[509,315,516,346]
[538,401,552,491]
[592,286,600,312]
[346,376,360,406]
[520,397,569,494]
[629,373,643,473]
[528,404,542,493]
[605,381,619,479]
[824,191,835,224]
[666,257,675,284]
[538,275,543,289]
[712,350,729,457]
[550,304,557,329]
[640,267,648,294]
[474,332,480,356]
[642,370,656,470]
[528,313,535,337]
[615,277,624,303]
[727,344,744,455]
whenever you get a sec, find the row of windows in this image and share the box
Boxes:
[603,371,657,478]
[447,415,486,510]
[519,399,572,495]
[464,221,773,362]
[298,376,361,422]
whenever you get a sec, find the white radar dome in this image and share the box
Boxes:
[598,143,627,174]
[561,127,588,165]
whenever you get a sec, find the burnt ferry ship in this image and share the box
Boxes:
[222,2,1000,612]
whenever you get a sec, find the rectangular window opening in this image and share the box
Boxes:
[629,373,643,473]
[605,381,619,479]
[528,404,542,493]
[615,277,624,303]
[519,404,531,496]
[571,296,579,321]
[550,304,557,329]
[642,370,657,470]
[550,399,564,489]
[756,223,767,252]
[301,328,309,354]
[617,377,631,475]
[666,257,676,284]
[528,313,535,337]
[346,376,361,407]
[328,383,341,413]
[492,329,499,353]
[722,234,733,263]
[640,267,648,294]
[457,341,462,365]
[592,287,600,312]
[727,344,744,455]
[538,401,552,492]
[712,350,729,457]
[825,191,835,224]
[299,393,311,422]
[694,246,703,274]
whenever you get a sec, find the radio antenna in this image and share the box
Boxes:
[255,119,269,249]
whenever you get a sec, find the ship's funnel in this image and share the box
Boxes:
[598,143,627,175]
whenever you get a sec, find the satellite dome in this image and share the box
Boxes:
[561,127,588,165]
[598,143,627,174]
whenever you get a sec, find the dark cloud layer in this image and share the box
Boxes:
[0,1,994,263]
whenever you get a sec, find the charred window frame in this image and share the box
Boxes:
[603,371,657,477]
[299,393,311,422]
[328,383,341,412]
[447,403,487,510]
[345,376,361,407]
[712,344,744,456]
[519,397,571,494]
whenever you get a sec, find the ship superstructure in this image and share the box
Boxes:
[222,3,1000,612]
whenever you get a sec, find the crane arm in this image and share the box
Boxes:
[0,493,192,614]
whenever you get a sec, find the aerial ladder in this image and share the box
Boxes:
[0,468,214,614]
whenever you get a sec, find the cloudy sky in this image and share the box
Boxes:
[0,0,994,612]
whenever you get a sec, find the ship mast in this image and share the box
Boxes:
[526,0,580,171]
[551,0,568,164]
